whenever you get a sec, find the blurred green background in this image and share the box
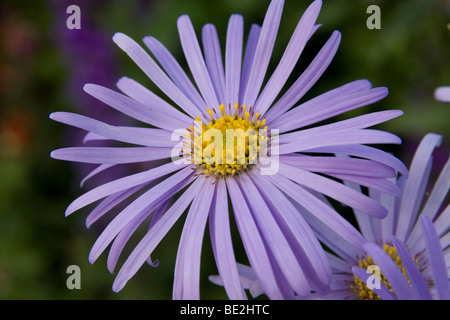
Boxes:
[0,0,448,299]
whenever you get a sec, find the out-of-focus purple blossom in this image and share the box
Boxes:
[434,86,450,103]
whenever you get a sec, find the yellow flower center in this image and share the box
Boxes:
[183,103,268,177]
[351,244,419,300]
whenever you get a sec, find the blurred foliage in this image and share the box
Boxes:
[0,0,448,300]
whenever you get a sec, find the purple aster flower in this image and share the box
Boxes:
[50,0,407,299]
[435,86,450,102]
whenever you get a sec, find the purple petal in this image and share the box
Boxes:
[265,30,341,121]
[241,0,284,108]
[202,24,226,104]
[266,173,365,263]
[65,161,184,216]
[396,133,443,242]
[278,163,388,218]
[112,32,201,117]
[255,0,322,115]
[177,15,219,108]
[173,178,215,300]
[391,237,433,300]
[306,144,408,177]
[325,252,350,273]
[50,112,176,147]
[86,184,146,228]
[112,176,203,292]
[330,174,401,197]
[278,129,402,155]
[239,24,261,105]
[226,177,288,300]
[142,36,207,112]
[250,172,332,294]
[209,179,247,299]
[279,155,396,178]
[84,84,187,131]
[89,166,195,264]
[80,164,114,187]
[271,82,385,132]
[116,77,195,122]
[238,174,311,298]
[280,110,404,138]
[107,197,170,274]
[51,147,174,164]
[420,215,450,300]
[420,157,450,220]
[225,15,244,107]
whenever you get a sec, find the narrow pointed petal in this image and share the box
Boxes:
[65,162,184,216]
[202,24,226,104]
[112,177,203,292]
[279,155,396,178]
[278,163,388,218]
[89,167,195,264]
[143,36,207,111]
[226,177,287,300]
[84,84,187,131]
[279,110,404,139]
[255,0,322,115]
[420,157,450,220]
[107,197,170,274]
[391,237,433,300]
[241,0,284,107]
[278,129,401,155]
[265,30,341,120]
[50,112,176,147]
[112,32,201,117]
[80,164,114,187]
[239,24,261,104]
[209,179,247,300]
[173,178,215,300]
[116,76,194,122]
[86,184,146,229]
[177,15,220,108]
[250,172,332,293]
[420,215,450,300]
[81,125,175,148]
[238,174,313,298]
[306,144,409,177]
[266,173,365,262]
[396,133,443,242]
[272,82,385,133]
[225,14,244,107]
[51,147,174,164]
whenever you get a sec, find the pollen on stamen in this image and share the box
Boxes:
[182,103,269,178]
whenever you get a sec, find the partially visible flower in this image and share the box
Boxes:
[51,0,407,299]
[215,133,449,300]
[308,133,449,300]
[434,86,450,102]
